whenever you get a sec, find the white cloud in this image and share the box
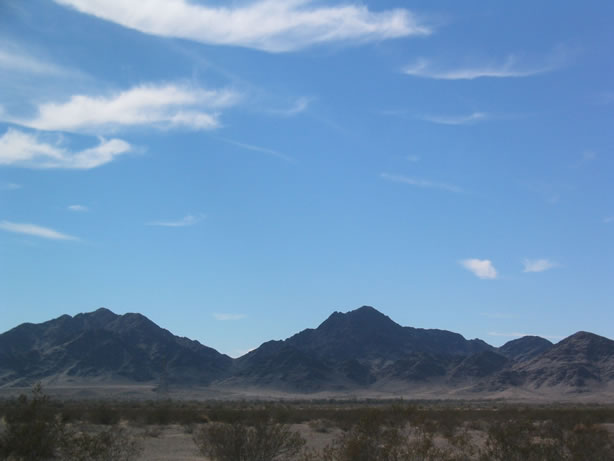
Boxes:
[54,0,430,52]
[407,155,420,163]
[213,313,247,321]
[604,216,614,224]
[523,259,557,273]
[380,173,463,193]
[0,128,132,169]
[0,220,77,240]
[14,83,238,133]
[68,205,89,212]
[420,112,488,126]
[146,214,205,228]
[460,259,498,280]
[404,52,564,80]
[488,331,564,341]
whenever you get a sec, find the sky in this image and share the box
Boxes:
[0,0,612,358]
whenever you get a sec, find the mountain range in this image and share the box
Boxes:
[1,306,613,398]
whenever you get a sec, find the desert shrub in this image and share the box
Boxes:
[193,416,305,461]
[565,423,614,461]
[0,386,141,461]
[480,417,565,461]
[0,384,63,461]
[58,426,142,461]
[87,404,120,426]
[326,411,405,461]
[307,411,454,461]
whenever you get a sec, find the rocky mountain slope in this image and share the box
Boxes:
[1,306,613,396]
[0,308,232,387]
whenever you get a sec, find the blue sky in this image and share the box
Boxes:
[0,0,612,357]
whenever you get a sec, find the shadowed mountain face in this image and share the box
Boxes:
[0,308,232,387]
[1,306,613,395]
[512,332,614,388]
[234,306,495,390]
[498,336,553,362]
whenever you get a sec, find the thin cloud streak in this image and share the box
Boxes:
[380,173,463,193]
[269,97,311,117]
[0,182,22,191]
[68,205,89,212]
[54,0,431,53]
[218,137,294,162]
[146,214,205,228]
[213,313,247,321]
[0,220,77,240]
[0,128,132,169]
[0,48,70,76]
[404,52,566,80]
[420,112,488,126]
[523,258,557,273]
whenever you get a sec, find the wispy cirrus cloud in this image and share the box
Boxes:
[269,97,311,117]
[146,214,205,228]
[0,128,132,169]
[10,83,238,133]
[0,47,71,76]
[68,204,89,212]
[213,313,247,321]
[0,182,21,191]
[218,137,293,162]
[420,112,488,126]
[0,220,77,240]
[404,50,566,80]
[380,173,463,193]
[523,258,557,273]
[54,0,430,53]
[460,259,498,280]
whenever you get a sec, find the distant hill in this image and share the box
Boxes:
[1,306,613,398]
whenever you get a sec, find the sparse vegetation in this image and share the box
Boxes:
[192,415,305,461]
[0,385,141,461]
[1,390,613,461]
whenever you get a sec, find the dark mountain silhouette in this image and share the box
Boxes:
[498,336,553,362]
[1,306,613,397]
[511,331,614,389]
[233,306,494,390]
[0,308,232,387]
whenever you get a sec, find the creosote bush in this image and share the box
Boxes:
[193,415,305,461]
[58,427,142,461]
[0,385,141,461]
[0,383,62,461]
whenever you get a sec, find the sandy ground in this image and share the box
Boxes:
[137,425,203,461]
[2,382,614,403]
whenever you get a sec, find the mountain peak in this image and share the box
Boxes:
[321,306,399,329]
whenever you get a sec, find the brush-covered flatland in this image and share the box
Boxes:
[1,386,614,460]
